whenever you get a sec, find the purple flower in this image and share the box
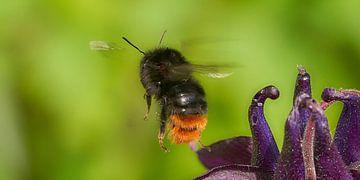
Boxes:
[195,66,360,179]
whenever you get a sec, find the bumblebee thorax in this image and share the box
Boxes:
[140,48,192,96]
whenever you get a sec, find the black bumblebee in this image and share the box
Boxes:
[91,32,231,152]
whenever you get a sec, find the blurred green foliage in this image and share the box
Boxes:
[0,0,359,179]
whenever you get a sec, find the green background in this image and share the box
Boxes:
[1,0,359,179]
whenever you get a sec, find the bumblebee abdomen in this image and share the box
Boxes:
[166,80,208,144]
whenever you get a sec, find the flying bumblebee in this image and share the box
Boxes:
[90,32,232,152]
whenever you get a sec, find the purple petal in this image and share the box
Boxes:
[322,88,360,165]
[293,65,312,136]
[274,94,309,179]
[248,85,279,175]
[197,136,253,169]
[195,164,259,180]
[304,99,352,179]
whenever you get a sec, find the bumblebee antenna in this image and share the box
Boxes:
[122,37,145,55]
[158,30,167,47]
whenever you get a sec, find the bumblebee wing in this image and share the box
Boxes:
[191,64,234,78]
[89,41,123,51]
[171,64,234,79]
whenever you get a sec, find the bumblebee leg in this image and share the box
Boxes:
[189,140,210,152]
[189,141,198,151]
[143,93,151,121]
[158,122,169,152]
[158,98,169,152]
[198,140,211,152]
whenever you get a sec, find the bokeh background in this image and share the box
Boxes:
[1,0,359,179]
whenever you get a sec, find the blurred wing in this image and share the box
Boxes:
[192,64,234,78]
[171,64,234,79]
[89,41,123,51]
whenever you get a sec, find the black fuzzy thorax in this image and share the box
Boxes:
[140,48,189,97]
[140,48,207,115]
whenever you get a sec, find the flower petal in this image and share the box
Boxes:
[274,94,309,179]
[322,88,360,165]
[294,65,312,136]
[303,99,352,179]
[195,164,259,180]
[248,85,280,175]
[196,136,253,169]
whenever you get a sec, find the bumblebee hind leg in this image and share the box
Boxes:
[158,122,169,152]
[189,140,211,152]
[158,98,169,152]
[198,140,211,152]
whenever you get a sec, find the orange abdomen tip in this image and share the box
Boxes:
[170,127,201,144]
[170,114,207,130]
[169,114,208,144]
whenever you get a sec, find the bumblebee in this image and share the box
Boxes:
[138,47,208,152]
[91,33,231,151]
